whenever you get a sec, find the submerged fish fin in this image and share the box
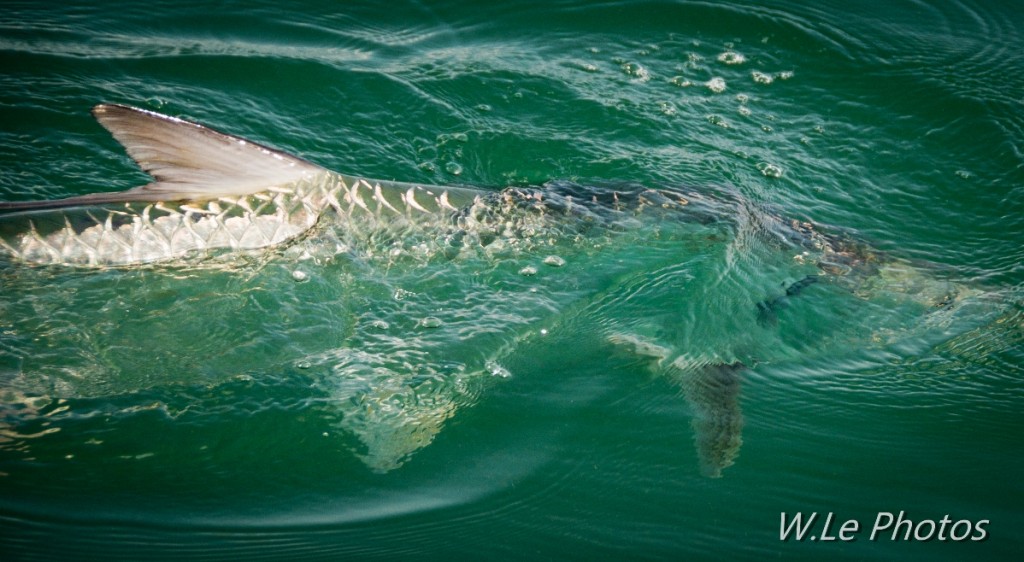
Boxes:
[756,274,819,326]
[0,103,326,212]
[669,359,745,478]
[607,333,744,478]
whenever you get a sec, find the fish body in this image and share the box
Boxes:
[0,104,963,476]
[0,104,835,269]
[1,172,485,265]
[0,104,489,265]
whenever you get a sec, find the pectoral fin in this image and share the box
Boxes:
[674,360,745,478]
[756,274,819,326]
[608,333,745,478]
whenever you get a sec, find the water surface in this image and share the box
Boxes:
[1,1,1021,560]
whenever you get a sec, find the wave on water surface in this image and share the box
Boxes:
[0,3,1021,559]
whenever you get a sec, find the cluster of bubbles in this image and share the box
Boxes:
[418,131,469,177]
[660,45,794,96]
[598,42,798,186]
[658,43,793,180]
[412,39,798,183]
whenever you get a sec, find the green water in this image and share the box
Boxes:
[1,0,1022,560]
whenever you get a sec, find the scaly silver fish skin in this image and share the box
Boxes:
[0,172,489,266]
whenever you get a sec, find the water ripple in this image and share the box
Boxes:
[1,1,1022,558]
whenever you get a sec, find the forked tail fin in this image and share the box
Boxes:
[0,104,326,212]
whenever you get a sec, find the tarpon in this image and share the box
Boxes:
[0,104,963,476]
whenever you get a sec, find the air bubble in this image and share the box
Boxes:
[706,77,727,93]
[419,317,443,328]
[393,288,415,300]
[486,361,511,378]
[543,255,566,267]
[621,62,650,82]
[757,162,784,178]
[717,51,746,65]
[445,161,463,176]
[751,71,774,84]
[519,265,538,276]
[707,115,729,128]
[292,270,309,282]
[296,360,312,369]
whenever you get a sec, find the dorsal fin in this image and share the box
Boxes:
[0,103,325,211]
